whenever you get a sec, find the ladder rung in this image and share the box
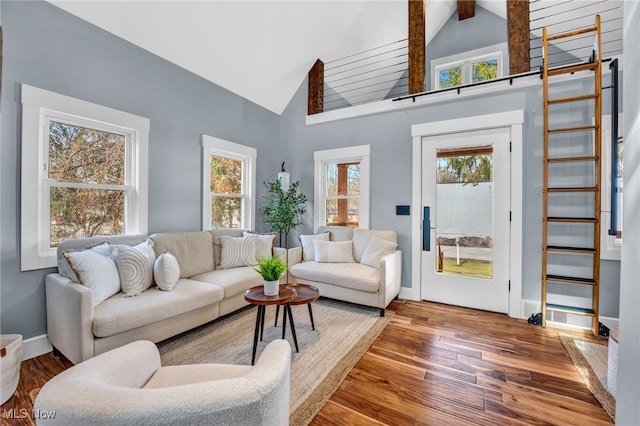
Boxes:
[546,303,596,316]
[546,275,596,286]
[548,156,598,163]
[547,245,596,254]
[547,216,597,223]
[548,93,598,105]
[548,125,598,133]
[547,26,598,41]
[547,186,597,193]
[548,62,598,76]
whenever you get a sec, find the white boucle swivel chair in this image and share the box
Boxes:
[34,339,291,425]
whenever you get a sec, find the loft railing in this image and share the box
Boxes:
[323,39,408,112]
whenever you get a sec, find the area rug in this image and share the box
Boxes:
[559,333,615,421]
[158,298,392,426]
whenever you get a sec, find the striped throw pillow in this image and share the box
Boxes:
[110,239,156,296]
[218,235,258,269]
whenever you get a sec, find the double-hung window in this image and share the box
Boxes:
[202,135,256,230]
[21,84,149,271]
[432,43,507,90]
[314,145,370,230]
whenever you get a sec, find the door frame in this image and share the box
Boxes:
[409,111,524,318]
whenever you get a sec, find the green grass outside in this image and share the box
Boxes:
[441,258,493,279]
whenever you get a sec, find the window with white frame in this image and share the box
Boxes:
[202,135,256,231]
[314,145,370,230]
[431,43,508,90]
[21,84,149,271]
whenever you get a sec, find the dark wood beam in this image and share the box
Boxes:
[507,0,530,74]
[308,59,324,115]
[457,0,475,21]
[408,0,425,94]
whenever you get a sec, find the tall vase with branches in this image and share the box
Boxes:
[259,179,307,282]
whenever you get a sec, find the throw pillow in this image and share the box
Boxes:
[154,252,180,291]
[313,240,354,263]
[110,239,156,297]
[63,245,120,306]
[218,235,258,269]
[242,231,277,261]
[299,232,330,262]
[360,235,398,269]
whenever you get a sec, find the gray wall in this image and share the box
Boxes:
[426,6,508,91]
[280,69,621,319]
[0,1,282,338]
[617,1,640,423]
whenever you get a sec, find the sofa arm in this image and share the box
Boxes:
[45,274,95,364]
[378,250,402,308]
[287,246,302,266]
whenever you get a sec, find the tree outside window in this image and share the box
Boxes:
[210,155,243,228]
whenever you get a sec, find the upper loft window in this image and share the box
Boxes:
[202,135,256,231]
[432,43,508,90]
[21,84,150,271]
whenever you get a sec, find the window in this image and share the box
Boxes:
[21,84,149,271]
[202,135,256,231]
[314,145,370,230]
[432,43,507,90]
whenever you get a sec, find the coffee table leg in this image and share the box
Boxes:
[259,304,266,341]
[308,304,316,331]
[251,305,262,366]
[274,304,280,327]
[282,304,287,339]
[286,303,299,352]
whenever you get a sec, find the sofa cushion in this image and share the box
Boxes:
[154,252,180,291]
[314,240,354,263]
[110,240,156,297]
[144,364,252,388]
[209,229,248,268]
[149,232,214,279]
[352,229,397,263]
[360,236,398,269]
[290,261,379,293]
[299,232,330,261]
[317,225,354,242]
[63,244,120,306]
[191,266,262,299]
[93,279,223,338]
[218,235,258,269]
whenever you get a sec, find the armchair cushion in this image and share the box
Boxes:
[290,261,379,293]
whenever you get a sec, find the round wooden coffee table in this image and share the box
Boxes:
[275,283,320,330]
[244,284,297,365]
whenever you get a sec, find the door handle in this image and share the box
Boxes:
[423,206,430,251]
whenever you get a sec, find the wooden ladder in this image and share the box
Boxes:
[541,15,602,336]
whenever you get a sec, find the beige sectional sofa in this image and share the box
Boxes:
[289,226,402,316]
[45,229,284,364]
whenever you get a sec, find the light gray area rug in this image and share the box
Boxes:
[158,298,392,425]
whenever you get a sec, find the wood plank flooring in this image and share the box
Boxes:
[1,300,612,425]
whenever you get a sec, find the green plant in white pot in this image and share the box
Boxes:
[255,256,288,296]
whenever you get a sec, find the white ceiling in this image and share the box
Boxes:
[47,0,506,115]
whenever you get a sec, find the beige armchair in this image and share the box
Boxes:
[34,339,291,425]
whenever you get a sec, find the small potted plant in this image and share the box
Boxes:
[255,256,288,296]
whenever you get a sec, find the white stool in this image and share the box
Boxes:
[607,327,618,398]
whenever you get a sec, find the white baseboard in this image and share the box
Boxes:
[22,334,52,360]
[399,287,419,301]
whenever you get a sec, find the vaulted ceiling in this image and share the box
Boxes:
[47,0,506,115]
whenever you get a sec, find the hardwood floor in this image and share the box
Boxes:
[1,300,612,425]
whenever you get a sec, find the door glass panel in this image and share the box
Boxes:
[436,146,493,279]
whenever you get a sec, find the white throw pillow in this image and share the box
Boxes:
[154,252,180,291]
[243,232,277,261]
[110,239,156,297]
[219,235,258,269]
[63,245,120,306]
[360,235,398,269]
[313,240,354,263]
[299,232,330,262]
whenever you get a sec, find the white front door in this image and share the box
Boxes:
[420,127,511,313]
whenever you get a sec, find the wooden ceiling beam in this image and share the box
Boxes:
[308,59,324,115]
[457,0,475,21]
[408,0,425,94]
[507,0,530,74]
